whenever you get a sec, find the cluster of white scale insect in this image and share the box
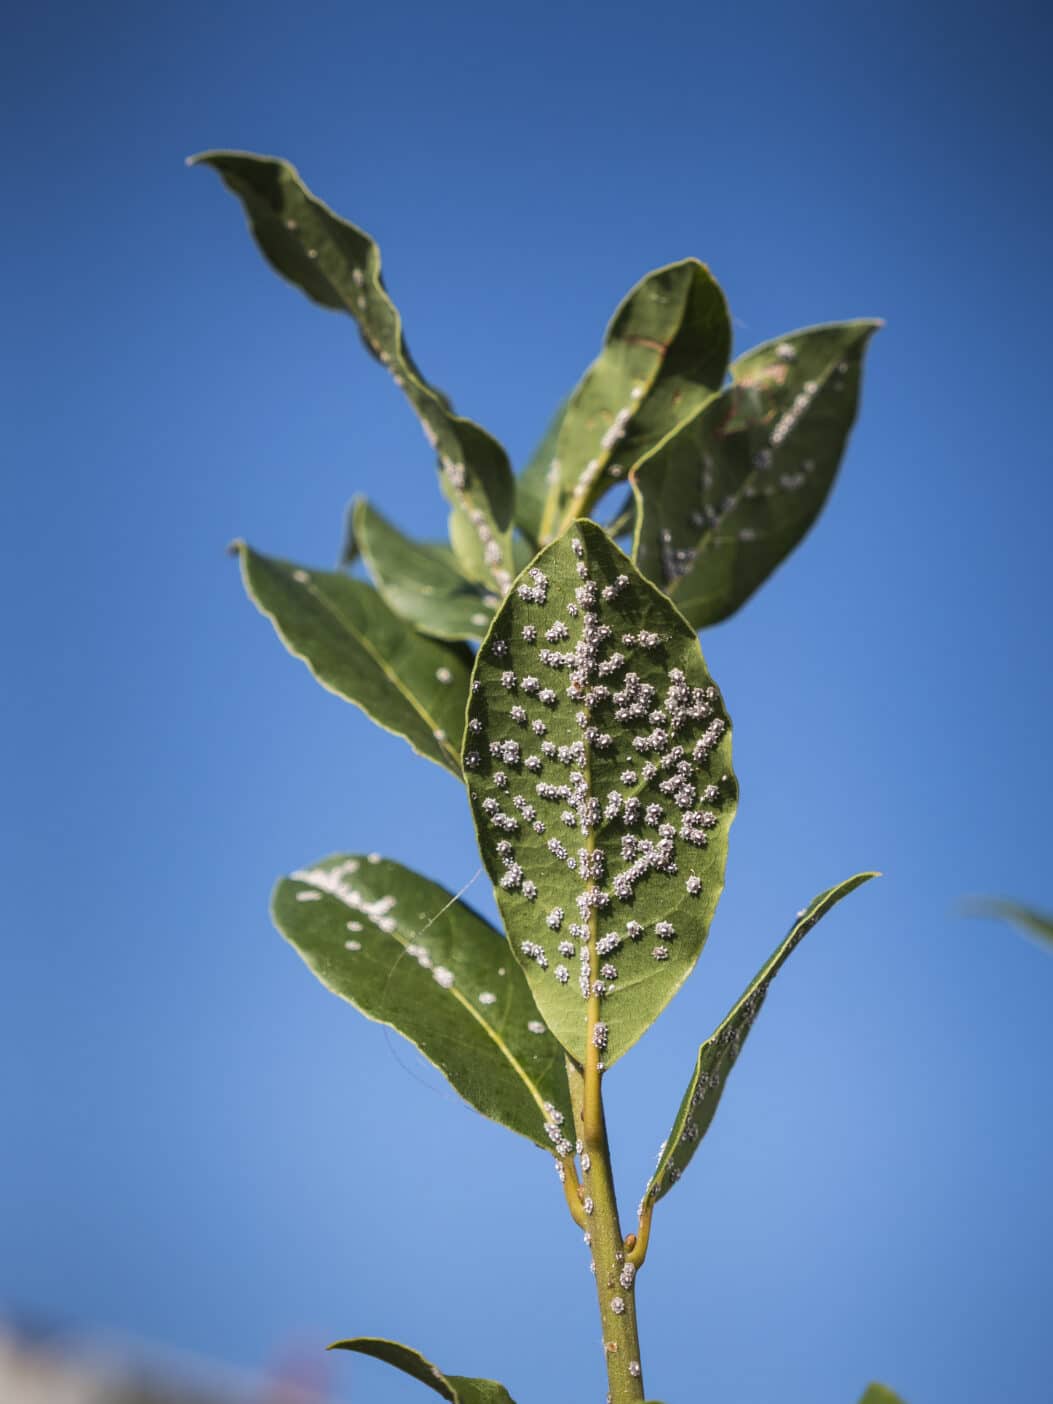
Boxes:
[467,531,732,1047]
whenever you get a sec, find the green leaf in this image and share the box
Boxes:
[644,873,878,1203]
[236,542,470,775]
[191,150,515,594]
[274,854,572,1149]
[966,898,1053,952]
[330,1338,516,1404]
[631,320,880,628]
[515,397,571,546]
[859,1386,907,1404]
[464,520,737,1067]
[352,497,496,641]
[517,261,730,544]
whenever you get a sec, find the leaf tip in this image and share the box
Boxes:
[341,496,365,566]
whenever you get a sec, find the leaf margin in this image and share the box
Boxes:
[644,871,879,1204]
[329,1336,516,1404]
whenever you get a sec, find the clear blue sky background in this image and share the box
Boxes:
[4,4,1052,1402]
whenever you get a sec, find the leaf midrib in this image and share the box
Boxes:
[552,273,695,537]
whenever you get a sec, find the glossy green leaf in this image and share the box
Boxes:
[191,150,515,593]
[352,497,497,641]
[645,873,877,1203]
[330,1338,516,1404]
[465,520,736,1067]
[237,542,470,775]
[517,262,730,544]
[967,898,1053,952]
[632,321,880,628]
[274,854,572,1149]
[858,1386,907,1404]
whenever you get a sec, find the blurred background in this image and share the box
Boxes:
[4,3,1052,1401]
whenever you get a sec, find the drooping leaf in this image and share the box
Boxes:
[464,520,737,1067]
[632,321,880,628]
[966,898,1053,952]
[351,497,496,641]
[644,873,877,1203]
[330,1338,516,1404]
[236,542,470,775]
[274,855,572,1149]
[191,150,515,593]
[858,1386,907,1404]
[517,262,730,544]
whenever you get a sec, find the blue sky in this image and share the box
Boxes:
[4,3,1052,1402]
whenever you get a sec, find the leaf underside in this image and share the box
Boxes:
[646,872,878,1203]
[632,320,880,628]
[516,260,730,543]
[192,150,515,593]
[331,1337,516,1404]
[465,520,736,1067]
[273,855,572,1148]
[352,496,496,641]
[237,542,471,775]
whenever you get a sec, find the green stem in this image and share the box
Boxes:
[568,1062,647,1404]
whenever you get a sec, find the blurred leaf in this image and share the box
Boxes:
[191,150,515,593]
[274,854,572,1148]
[465,519,736,1067]
[859,1387,907,1404]
[515,397,571,546]
[603,490,637,541]
[236,542,470,774]
[645,873,878,1202]
[330,1337,516,1404]
[517,262,730,542]
[632,321,880,627]
[967,898,1053,952]
[352,497,496,641]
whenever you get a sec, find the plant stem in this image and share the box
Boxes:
[568,1061,647,1404]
